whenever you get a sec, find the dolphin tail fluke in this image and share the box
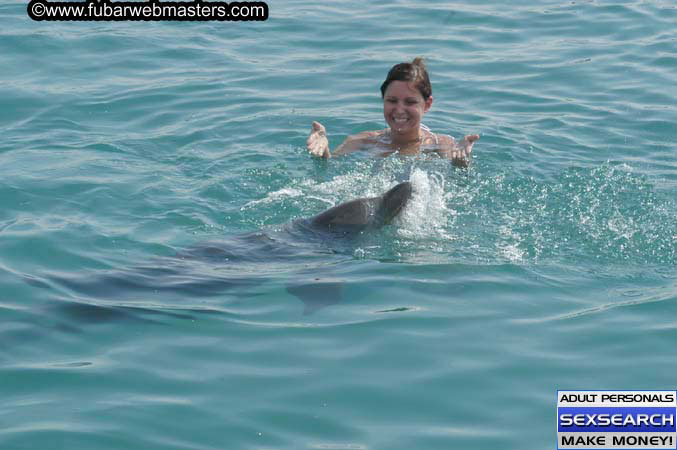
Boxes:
[286,279,344,315]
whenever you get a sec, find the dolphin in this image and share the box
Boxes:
[287,181,412,313]
[36,181,414,317]
[305,181,413,233]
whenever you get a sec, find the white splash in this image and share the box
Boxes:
[241,187,303,209]
[396,168,454,240]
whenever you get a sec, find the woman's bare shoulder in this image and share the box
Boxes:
[435,133,456,148]
[348,129,387,142]
[425,133,457,159]
[333,129,387,156]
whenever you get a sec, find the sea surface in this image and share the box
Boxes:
[1,0,676,449]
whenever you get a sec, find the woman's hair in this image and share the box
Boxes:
[380,57,432,100]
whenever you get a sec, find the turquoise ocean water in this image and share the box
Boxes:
[1,0,676,448]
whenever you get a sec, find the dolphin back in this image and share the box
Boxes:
[310,197,378,229]
[309,181,412,231]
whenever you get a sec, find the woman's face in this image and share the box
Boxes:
[383,80,432,137]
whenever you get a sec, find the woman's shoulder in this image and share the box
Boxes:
[333,129,388,156]
[432,132,455,148]
[421,130,457,158]
[348,129,387,141]
[340,129,388,148]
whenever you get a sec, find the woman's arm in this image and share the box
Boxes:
[437,134,479,167]
[306,122,379,158]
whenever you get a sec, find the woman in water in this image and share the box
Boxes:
[306,57,479,167]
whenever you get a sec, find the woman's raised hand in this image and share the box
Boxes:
[306,121,330,158]
[451,134,479,167]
